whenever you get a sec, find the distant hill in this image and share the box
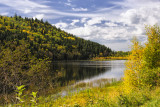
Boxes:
[0,15,112,60]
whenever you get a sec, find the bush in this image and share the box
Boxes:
[123,25,160,93]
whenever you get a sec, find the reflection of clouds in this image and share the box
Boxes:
[76,60,125,84]
[79,67,124,83]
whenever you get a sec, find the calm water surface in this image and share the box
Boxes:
[53,60,126,86]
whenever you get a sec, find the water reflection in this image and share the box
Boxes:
[79,60,125,83]
[52,60,126,86]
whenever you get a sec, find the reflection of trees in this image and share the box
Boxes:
[52,61,111,86]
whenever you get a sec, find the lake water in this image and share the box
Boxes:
[52,60,126,87]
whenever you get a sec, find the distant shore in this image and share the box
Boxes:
[91,56,128,61]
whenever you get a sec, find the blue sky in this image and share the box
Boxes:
[0,0,160,51]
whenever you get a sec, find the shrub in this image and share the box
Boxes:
[123,25,160,93]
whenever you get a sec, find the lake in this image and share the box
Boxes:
[52,60,126,87]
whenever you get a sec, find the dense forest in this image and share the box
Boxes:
[0,15,112,60]
[111,51,130,57]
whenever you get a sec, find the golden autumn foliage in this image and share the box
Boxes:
[123,25,160,93]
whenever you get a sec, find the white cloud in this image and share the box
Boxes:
[0,0,52,17]
[121,9,140,24]
[105,22,118,27]
[72,8,88,12]
[0,0,105,19]
[105,41,131,51]
[67,0,72,2]
[112,0,160,9]
[55,22,68,28]
[71,19,80,26]
[66,25,92,37]
[81,18,88,23]
[87,17,105,25]
[120,7,160,26]
[0,0,48,11]
[64,20,133,42]
[33,14,44,20]
[24,8,31,13]
[65,2,72,6]
[0,12,9,16]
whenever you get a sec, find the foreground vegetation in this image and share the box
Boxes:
[10,81,160,107]
[42,81,160,107]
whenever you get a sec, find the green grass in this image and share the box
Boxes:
[36,82,160,107]
[37,81,122,106]
[3,81,160,107]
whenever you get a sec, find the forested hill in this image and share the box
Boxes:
[0,15,112,60]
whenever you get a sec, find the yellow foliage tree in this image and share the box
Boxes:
[123,25,160,93]
[123,37,144,93]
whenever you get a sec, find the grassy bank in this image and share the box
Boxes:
[44,81,121,107]
[37,81,160,107]
[11,81,121,107]
[12,80,160,107]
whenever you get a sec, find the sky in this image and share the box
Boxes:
[0,0,160,51]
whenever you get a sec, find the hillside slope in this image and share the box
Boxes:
[0,15,112,60]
